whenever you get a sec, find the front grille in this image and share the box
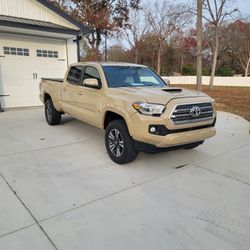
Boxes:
[170,102,214,125]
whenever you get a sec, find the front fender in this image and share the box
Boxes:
[100,106,136,137]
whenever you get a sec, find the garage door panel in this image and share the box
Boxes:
[0,34,68,108]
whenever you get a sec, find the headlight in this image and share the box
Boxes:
[132,102,165,116]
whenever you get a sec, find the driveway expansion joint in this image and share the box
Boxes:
[39,164,192,223]
[0,223,36,238]
[195,164,250,186]
[0,139,90,160]
[0,172,59,250]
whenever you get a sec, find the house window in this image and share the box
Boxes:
[37,50,58,58]
[3,47,29,56]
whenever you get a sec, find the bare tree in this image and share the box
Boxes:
[203,0,238,89]
[120,9,148,63]
[238,39,250,77]
[52,0,141,60]
[197,0,203,91]
[145,0,190,74]
[225,20,250,76]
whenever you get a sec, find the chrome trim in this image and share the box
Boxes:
[171,110,213,118]
[169,101,215,125]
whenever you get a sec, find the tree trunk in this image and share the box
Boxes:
[156,44,162,74]
[209,27,219,90]
[180,53,183,75]
[196,0,203,91]
[134,47,138,64]
[94,28,101,61]
[245,58,250,77]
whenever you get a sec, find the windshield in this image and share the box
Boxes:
[103,66,167,88]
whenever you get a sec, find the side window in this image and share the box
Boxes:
[67,66,84,85]
[83,66,101,85]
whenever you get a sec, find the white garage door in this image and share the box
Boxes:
[0,34,68,108]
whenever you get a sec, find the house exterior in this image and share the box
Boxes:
[0,0,89,108]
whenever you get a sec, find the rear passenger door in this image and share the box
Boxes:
[61,65,84,116]
[75,66,102,126]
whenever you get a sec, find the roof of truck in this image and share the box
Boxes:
[81,61,148,68]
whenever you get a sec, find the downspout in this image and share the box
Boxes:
[76,35,81,62]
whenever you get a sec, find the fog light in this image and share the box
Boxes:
[150,126,156,133]
[149,125,169,136]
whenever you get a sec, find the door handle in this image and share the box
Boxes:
[63,87,67,92]
[78,91,83,95]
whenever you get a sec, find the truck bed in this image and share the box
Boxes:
[41,78,63,82]
[39,78,63,106]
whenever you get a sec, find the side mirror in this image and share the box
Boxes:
[83,78,101,89]
[164,78,170,85]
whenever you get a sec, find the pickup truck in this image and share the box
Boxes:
[39,62,216,164]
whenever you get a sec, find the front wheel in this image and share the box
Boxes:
[45,99,61,125]
[105,120,138,164]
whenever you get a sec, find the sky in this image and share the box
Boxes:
[107,0,250,49]
[237,0,250,16]
[142,0,250,17]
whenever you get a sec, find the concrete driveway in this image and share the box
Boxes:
[0,108,249,250]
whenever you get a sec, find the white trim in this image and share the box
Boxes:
[0,0,78,30]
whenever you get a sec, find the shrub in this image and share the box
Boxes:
[216,65,234,76]
[182,64,196,75]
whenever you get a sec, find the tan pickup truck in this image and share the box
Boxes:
[39,62,216,164]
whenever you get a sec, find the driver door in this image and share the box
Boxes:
[61,65,84,116]
[75,66,102,126]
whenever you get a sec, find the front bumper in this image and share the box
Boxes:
[128,108,216,148]
[155,127,215,147]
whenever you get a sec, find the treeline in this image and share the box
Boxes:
[50,0,249,78]
[108,19,250,77]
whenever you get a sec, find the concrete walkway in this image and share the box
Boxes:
[0,108,249,250]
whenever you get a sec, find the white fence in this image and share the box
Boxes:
[161,76,250,87]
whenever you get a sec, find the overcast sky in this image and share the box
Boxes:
[142,0,250,17]
[107,0,250,49]
[237,0,250,16]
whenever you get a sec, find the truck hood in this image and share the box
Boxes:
[109,87,208,104]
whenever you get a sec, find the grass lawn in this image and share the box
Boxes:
[173,84,250,122]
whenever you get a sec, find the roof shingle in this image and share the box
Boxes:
[0,14,80,35]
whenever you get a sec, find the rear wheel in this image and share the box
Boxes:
[105,120,138,164]
[45,99,61,125]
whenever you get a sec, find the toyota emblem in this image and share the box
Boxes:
[190,106,201,117]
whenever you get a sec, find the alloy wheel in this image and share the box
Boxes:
[46,102,52,123]
[108,128,124,157]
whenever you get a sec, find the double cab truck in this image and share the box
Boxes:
[40,62,216,164]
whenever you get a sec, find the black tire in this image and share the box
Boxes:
[185,141,204,149]
[45,99,61,125]
[105,120,138,164]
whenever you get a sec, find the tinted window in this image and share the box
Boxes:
[83,66,101,85]
[103,66,166,88]
[67,66,84,85]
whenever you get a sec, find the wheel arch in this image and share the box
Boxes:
[44,92,51,103]
[103,110,134,136]
[43,92,62,112]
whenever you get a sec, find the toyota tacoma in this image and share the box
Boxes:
[39,62,216,164]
